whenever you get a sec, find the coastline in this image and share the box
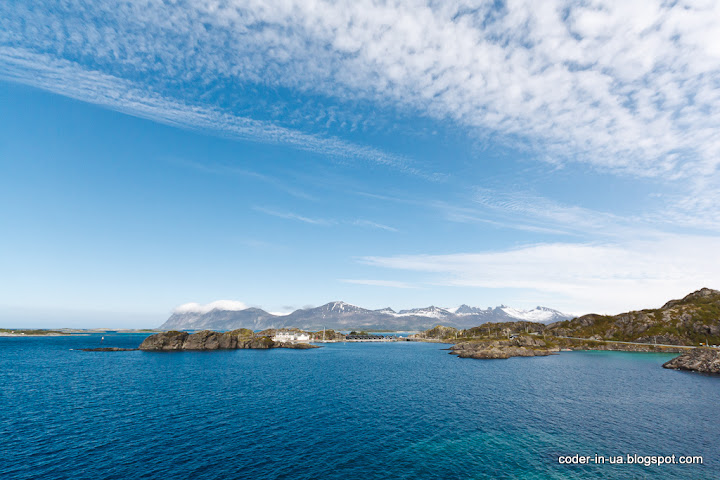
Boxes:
[0,329,162,337]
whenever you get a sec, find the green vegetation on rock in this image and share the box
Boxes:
[545,288,720,345]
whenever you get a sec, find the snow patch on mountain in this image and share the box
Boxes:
[323,301,365,313]
[451,304,491,316]
[499,306,571,323]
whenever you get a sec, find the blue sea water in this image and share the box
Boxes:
[1,334,718,480]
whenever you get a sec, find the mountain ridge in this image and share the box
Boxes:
[159,301,573,331]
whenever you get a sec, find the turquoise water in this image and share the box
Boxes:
[1,334,718,479]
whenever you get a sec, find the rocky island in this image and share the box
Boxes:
[139,330,319,351]
[449,336,556,359]
[663,348,720,374]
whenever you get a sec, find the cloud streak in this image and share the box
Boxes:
[253,206,331,225]
[352,220,399,232]
[0,47,414,173]
[254,206,398,231]
[168,158,317,201]
[360,234,720,313]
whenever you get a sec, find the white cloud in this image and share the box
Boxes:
[173,300,248,314]
[360,234,720,313]
[2,1,719,179]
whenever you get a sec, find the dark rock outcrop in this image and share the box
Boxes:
[281,342,318,349]
[141,330,189,350]
[662,348,720,374]
[139,330,319,351]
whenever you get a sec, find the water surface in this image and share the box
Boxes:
[1,334,717,479]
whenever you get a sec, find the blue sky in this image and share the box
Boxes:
[2,0,720,328]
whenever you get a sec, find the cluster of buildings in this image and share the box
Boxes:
[271,331,312,343]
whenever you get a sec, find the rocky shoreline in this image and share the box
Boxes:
[663,348,720,374]
[139,330,319,351]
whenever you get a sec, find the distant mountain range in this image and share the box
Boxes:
[160,301,574,331]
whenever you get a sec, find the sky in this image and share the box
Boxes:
[1,0,720,328]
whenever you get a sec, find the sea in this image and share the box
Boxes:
[1,333,718,479]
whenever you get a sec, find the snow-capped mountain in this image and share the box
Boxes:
[497,305,570,323]
[311,301,370,315]
[443,305,572,327]
[160,301,574,331]
[451,304,491,315]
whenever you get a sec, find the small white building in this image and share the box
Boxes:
[272,330,312,343]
